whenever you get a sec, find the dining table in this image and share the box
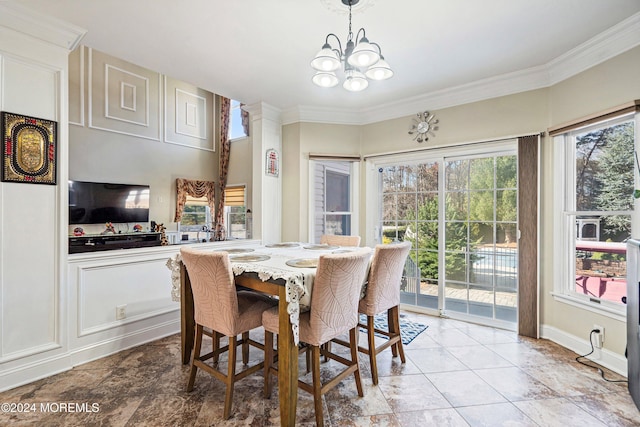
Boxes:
[173,241,368,426]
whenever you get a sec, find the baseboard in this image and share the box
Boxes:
[69,319,180,367]
[0,319,180,392]
[541,324,627,376]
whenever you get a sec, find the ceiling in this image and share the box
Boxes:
[9,0,640,122]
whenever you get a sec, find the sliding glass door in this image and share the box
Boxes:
[376,146,518,329]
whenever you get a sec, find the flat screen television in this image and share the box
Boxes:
[69,180,150,224]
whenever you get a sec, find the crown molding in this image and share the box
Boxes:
[283,11,640,126]
[546,11,640,85]
[243,101,282,123]
[0,2,86,51]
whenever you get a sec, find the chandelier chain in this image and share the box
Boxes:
[348,1,352,38]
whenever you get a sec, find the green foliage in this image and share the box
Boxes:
[575,122,634,239]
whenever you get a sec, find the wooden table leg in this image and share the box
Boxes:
[278,286,298,426]
[180,263,195,365]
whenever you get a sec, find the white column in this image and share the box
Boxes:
[0,3,85,390]
[243,102,283,244]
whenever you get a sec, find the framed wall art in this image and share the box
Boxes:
[1,111,57,185]
[265,148,279,177]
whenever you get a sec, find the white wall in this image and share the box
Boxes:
[0,2,84,389]
[68,46,219,231]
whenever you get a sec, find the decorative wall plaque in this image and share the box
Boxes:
[266,148,279,177]
[1,112,57,185]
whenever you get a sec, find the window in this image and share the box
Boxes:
[311,160,358,243]
[180,195,212,240]
[375,148,519,328]
[228,99,247,140]
[554,113,636,310]
[224,185,248,239]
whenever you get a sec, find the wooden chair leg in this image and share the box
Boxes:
[187,324,204,391]
[388,308,398,357]
[242,331,250,365]
[223,336,237,420]
[349,327,363,397]
[213,330,221,364]
[311,345,324,427]
[390,306,405,363]
[264,331,273,398]
[366,315,379,385]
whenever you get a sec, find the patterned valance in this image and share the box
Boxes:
[174,178,215,222]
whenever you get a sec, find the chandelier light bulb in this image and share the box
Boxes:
[312,71,340,88]
[365,57,393,80]
[347,37,380,68]
[343,70,368,92]
[310,45,341,72]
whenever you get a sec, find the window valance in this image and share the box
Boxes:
[174,178,215,222]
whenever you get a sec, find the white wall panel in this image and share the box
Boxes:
[164,76,214,151]
[68,46,83,126]
[0,52,61,360]
[88,48,161,140]
[2,56,57,121]
[76,258,174,334]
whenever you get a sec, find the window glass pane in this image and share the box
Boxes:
[229,99,246,140]
[445,160,468,190]
[575,121,634,212]
[416,193,438,220]
[381,166,400,192]
[469,157,494,190]
[326,170,349,212]
[382,194,397,221]
[445,252,468,282]
[469,190,494,221]
[496,156,517,189]
[445,221,468,251]
[470,222,494,246]
[414,221,438,249]
[416,162,438,192]
[325,214,351,235]
[445,191,467,221]
[496,190,517,221]
[398,165,417,192]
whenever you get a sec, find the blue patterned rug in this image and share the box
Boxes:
[359,313,428,345]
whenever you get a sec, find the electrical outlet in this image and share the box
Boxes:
[116,305,127,320]
[593,324,604,348]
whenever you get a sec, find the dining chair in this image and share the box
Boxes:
[262,249,371,427]
[180,247,277,420]
[356,241,412,385]
[319,234,361,247]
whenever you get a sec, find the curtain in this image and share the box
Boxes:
[216,97,232,225]
[517,134,540,338]
[174,178,215,222]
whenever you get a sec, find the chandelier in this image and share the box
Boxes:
[311,0,393,92]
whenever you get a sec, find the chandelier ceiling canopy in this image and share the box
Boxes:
[311,0,393,92]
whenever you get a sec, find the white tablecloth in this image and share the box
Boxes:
[168,242,369,344]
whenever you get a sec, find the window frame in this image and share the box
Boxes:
[308,160,359,244]
[223,184,248,239]
[552,112,638,321]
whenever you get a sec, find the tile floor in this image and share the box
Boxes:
[1,312,639,426]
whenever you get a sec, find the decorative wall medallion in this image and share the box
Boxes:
[1,112,57,184]
[320,0,376,15]
[408,111,439,143]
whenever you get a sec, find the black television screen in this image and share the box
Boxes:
[69,180,150,224]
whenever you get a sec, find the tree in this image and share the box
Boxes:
[593,122,634,237]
